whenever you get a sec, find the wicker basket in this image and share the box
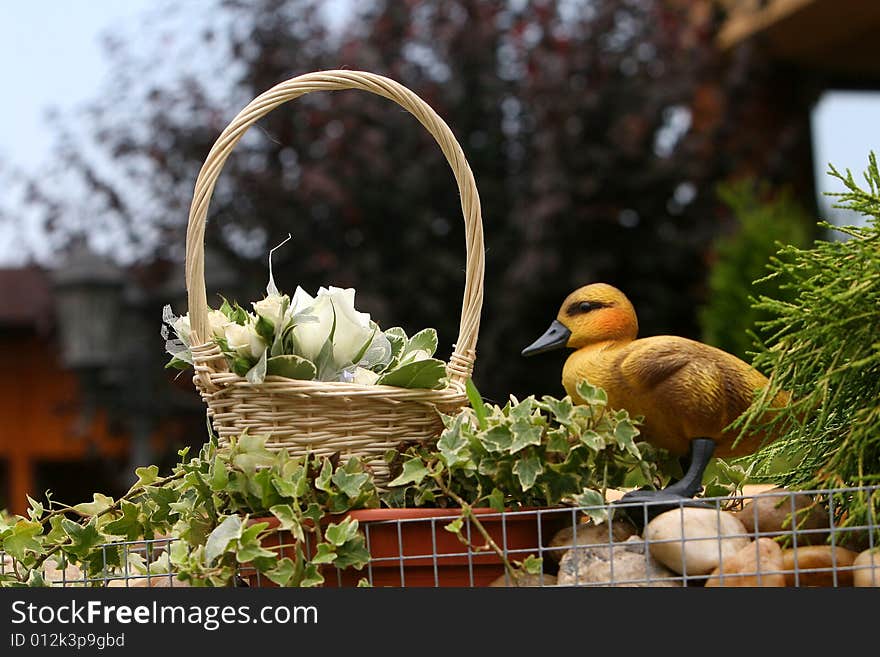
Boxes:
[184,70,485,485]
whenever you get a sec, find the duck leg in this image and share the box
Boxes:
[615,438,716,526]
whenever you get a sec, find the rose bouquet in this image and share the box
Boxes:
[162,283,447,390]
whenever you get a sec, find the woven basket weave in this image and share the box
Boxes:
[184,70,485,485]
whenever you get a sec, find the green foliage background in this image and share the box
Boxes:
[699,181,812,361]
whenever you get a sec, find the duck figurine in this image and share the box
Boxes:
[522,283,788,519]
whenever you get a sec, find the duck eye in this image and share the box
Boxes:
[578,302,592,313]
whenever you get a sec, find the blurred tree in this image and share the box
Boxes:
[25,0,818,402]
[698,181,813,362]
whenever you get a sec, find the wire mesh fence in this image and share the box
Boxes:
[3,485,878,588]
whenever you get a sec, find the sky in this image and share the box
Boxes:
[0,2,877,265]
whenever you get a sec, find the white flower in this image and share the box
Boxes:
[224,320,266,360]
[351,367,380,385]
[252,293,288,329]
[172,314,192,346]
[207,309,231,339]
[290,288,334,363]
[325,286,376,368]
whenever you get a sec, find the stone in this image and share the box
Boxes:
[645,507,750,576]
[547,517,638,562]
[780,545,858,587]
[557,536,681,587]
[705,538,785,587]
[853,549,880,587]
[489,572,557,587]
[735,488,829,545]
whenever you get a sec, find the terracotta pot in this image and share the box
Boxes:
[248,507,562,588]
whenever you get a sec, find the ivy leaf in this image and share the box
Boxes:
[376,358,446,390]
[483,425,512,452]
[574,489,608,524]
[72,493,115,516]
[134,465,160,488]
[26,496,44,522]
[522,555,543,575]
[269,504,304,543]
[437,416,469,467]
[331,469,370,499]
[266,355,317,380]
[546,428,570,453]
[614,421,641,458]
[103,501,143,541]
[325,518,359,546]
[300,563,324,588]
[263,557,296,586]
[235,524,275,563]
[580,429,605,452]
[315,458,333,492]
[576,380,607,406]
[487,488,505,512]
[512,454,544,491]
[509,420,543,454]
[387,457,430,487]
[205,516,242,566]
[3,520,43,561]
[542,396,574,424]
[61,518,103,560]
[465,378,489,431]
[444,517,464,534]
[334,535,370,569]
[311,542,337,565]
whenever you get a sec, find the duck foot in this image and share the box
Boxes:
[613,438,716,527]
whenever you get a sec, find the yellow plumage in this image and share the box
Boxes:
[525,283,787,458]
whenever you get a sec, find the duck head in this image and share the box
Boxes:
[521,283,639,356]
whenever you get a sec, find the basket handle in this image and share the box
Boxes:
[185,70,484,386]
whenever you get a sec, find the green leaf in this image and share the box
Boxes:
[165,356,191,371]
[3,520,43,561]
[384,327,408,361]
[134,465,159,488]
[205,516,242,566]
[72,493,115,516]
[245,347,268,384]
[26,496,44,522]
[509,420,543,454]
[576,380,608,406]
[300,563,324,587]
[483,425,513,452]
[574,489,608,524]
[61,518,103,560]
[542,396,574,424]
[444,517,464,534]
[311,542,337,564]
[405,328,438,358]
[103,502,143,541]
[580,429,605,451]
[263,557,296,586]
[437,416,469,467]
[231,356,252,377]
[522,555,543,575]
[331,469,370,499]
[466,378,489,431]
[334,535,370,569]
[269,504,304,542]
[614,421,641,458]
[512,454,544,491]
[315,458,333,492]
[487,488,505,512]
[255,314,275,342]
[325,518,359,546]
[387,457,430,487]
[266,355,317,380]
[546,428,570,453]
[376,358,446,389]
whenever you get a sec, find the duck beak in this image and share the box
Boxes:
[522,320,572,357]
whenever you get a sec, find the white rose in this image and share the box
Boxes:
[351,367,380,385]
[207,309,231,339]
[224,321,266,360]
[323,286,376,368]
[290,288,334,363]
[253,293,288,329]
